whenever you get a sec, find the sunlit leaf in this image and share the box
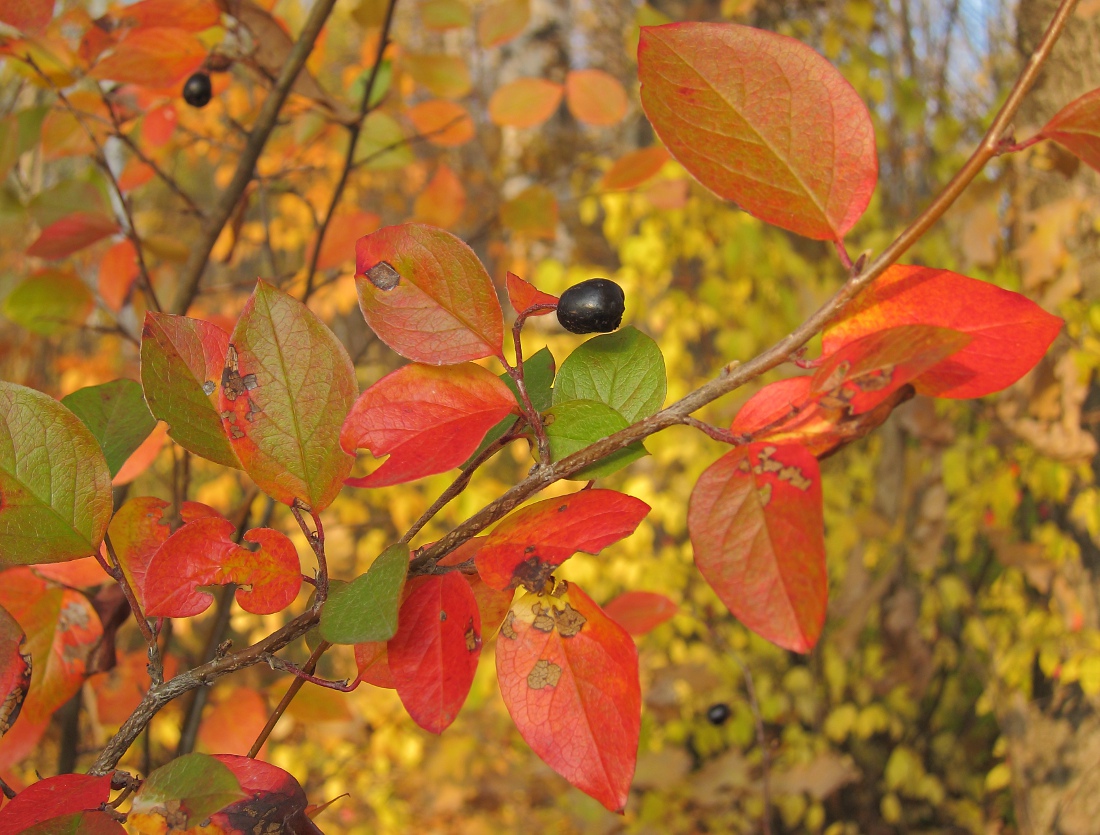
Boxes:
[475,489,650,591]
[501,185,558,239]
[26,212,118,260]
[488,78,563,128]
[61,380,157,478]
[0,382,112,566]
[0,773,114,832]
[2,269,94,335]
[144,516,302,617]
[342,362,517,488]
[601,590,677,635]
[822,265,1064,398]
[406,99,476,147]
[221,280,357,511]
[140,312,241,469]
[638,22,878,240]
[0,0,53,33]
[0,568,103,720]
[90,27,206,87]
[565,69,629,127]
[413,164,466,229]
[0,604,30,738]
[553,326,666,423]
[129,753,246,829]
[389,573,481,733]
[321,544,409,644]
[404,52,472,99]
[355,223,504,363]
[599,146,670,190]
[478,0,529,47]
[543,399,647,479]
[506,271,558,315]
[496,580,639,812]
[439,538,515,637]
[688,442,826,652]
[1038,87,1100,173]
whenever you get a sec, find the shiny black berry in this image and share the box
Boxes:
[706,703,731,725]
[183,72,213,108]
[555,278,625,334]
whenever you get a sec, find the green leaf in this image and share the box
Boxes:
[357,112,414,170]
[130,753,246,828]
[553,326,666,423]
[465,347,556,465]
[2,270,93,335]
[544,399,646,480]
[320,544,409,644]
[0,382,113,566]
[61,380,156,478]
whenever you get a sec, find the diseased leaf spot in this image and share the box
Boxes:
[464,618,481,652]
[527,658,562,690]
[531,603,555,633]
[553,603,586,638]
[366,261,401,291]
[500,610,518,640]
[511,556,554,592]
[558,504,568,512]
[440,610,447,621]
[222,344,250,402]
[202,380,216,395]
[757,482,773,506]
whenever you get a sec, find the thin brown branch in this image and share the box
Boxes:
[170,0,340,315]
[103,532,161,682]
[249,641,330,758]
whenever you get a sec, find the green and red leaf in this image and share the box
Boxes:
[355,224,504,364]
[26,212,119,260]
[0,382,113,566]
[638,22,877,240]
[221,280,357,511]
[0,773,114,831]
[143,516,301,617]
[208,755,320,834]
[496,580,640,812]
[823,265,1064,398]
[601,590,677,635]
[1038,87,1100,173]
[0,604,30,737]
[341,362,518,488]
[21,811,127,834]
[140,312,241,469]
[128,752,247,831]
[321,544,409,644]
[475,489,650,591]
[688,443,826,652]
[388,573,481,733]
[61,379,157,478]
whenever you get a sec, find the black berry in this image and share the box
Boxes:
[555,278,625,334]
[706,703,731,725]
[183,72,213,108]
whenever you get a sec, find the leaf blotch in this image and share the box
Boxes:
[512,556,554,593]
[500,610,518,640]
[367,261,401,291]
[464,619,481,652]
[554,603,586,638]
[527,658,562,690]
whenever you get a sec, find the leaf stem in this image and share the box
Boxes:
[262,651,355,691]
[504,305,557,465]
[102,533,161,681]
[249,640,331,757]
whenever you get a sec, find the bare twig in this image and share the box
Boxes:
[102,533,161,682]
[249,641,331,758]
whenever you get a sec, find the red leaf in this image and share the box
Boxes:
[0,773,113,831]
[488,78,563,128]
[388,574,481,733]
[26,212,119,260]
[121,0,221,32]
[565,69,629,127]
[141,103,177,147]
[342,362,517,488]
[98,239,139,312]
[1038,87,1100,173]
[209,755,318,834]
[601,591,677,635]
[688,443,826,652]
[221,281,357,511]
[353,641,395,689]
[823,265,1064,398]
[599,146,671,191]
[496,580,640,812]
[438,537,515,636]
[90,27,206,88]
[0,569,103,721]
[355,224,504,364]
[0,605,30,737]
[506,271,558,315]
[143,516,302,617]
[638,22,877,241]
[0,0,53,33]
[475,489,651,591]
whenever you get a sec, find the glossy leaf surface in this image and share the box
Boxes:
[342,362,517,487]
[689,443,826,652]
[496,581,640,812]
[823,265,1063,398]
[0,382,112,566]
[321,544,409,644]
[1039,87,1100,172]
[140,312,241,469]
[221,280,357,510]
[476,489,650,591]
[0,604,30,737]
[61,379,156,478]
[553,326,667,423]
[144,516,301,617]
[602,590,678,635]
[355,224,504,363]
[465,347,556,464]
[544,399,647,479]
[0,773,113,832]
[389,573,481,733]
[638,22,877,240]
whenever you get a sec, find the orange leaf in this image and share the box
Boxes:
[117,156,156,191]
[478,0,530,47]
[90,27,206,87]
[0,0,52,33]
[688,443,826,652]
[315,210,381,271]
[31,557,110,589]
[496,580,640,812]
[403,52,472,99]
[501,184,557,239]
[566,69,628,127]
[141,103,177,147]
[99,239,139,311]
[26,213,119,260]
[600,146,670,190]
[354,641,395,689]
[406,100,476,147]
[198,687,269,756]
[506,271,558,315]
[602,590,677,635]
[1038,87,1100,173]
[822,265,1064,398]
[488,78,563,128]
[119,0,221,32]
[413,164,466,229]
[113,422,169,485]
